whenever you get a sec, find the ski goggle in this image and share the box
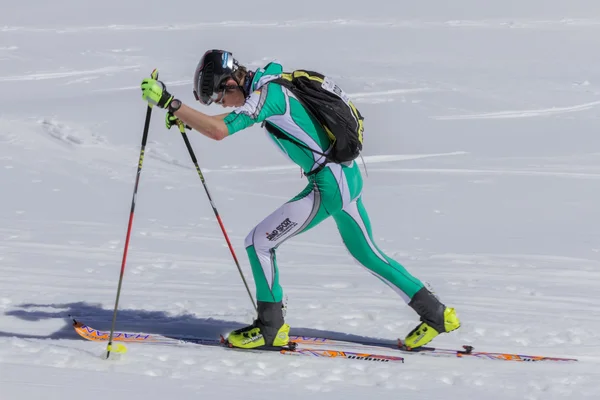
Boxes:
[194,84,224,105]
[194,80,238,106]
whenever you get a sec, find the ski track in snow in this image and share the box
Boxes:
[371,167,600,180]
[432,101,600,120]
[0,117,195,186]
[209,152,469,173]
[0,66,141,82]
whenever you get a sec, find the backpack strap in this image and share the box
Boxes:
[263,121,331,176]
[270,76,332,142]
[268,74,337,162]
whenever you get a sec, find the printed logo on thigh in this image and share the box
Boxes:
[266,218,298,241]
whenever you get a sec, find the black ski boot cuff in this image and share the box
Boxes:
[256,301,285,345]
[408,287,446,332]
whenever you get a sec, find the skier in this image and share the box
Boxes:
[139,49,460,350]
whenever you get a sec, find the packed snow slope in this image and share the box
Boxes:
[1,1,600,399]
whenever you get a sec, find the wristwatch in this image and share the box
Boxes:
[168,98,182,113]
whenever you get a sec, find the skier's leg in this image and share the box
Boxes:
[332,196,460,348]
[245,182,330,303]
[332,196,424,301]
[227,182,330,348]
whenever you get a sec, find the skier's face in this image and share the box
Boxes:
[219,78,246,108]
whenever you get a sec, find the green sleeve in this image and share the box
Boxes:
[224,83,285,135]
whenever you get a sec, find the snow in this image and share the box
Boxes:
[1,0,600,399]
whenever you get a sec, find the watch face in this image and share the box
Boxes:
[170,99,181,111]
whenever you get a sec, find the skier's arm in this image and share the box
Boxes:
[171,88,280,139]
[214,112,231,120]
[173,104,229,141]
[139,76,229,140]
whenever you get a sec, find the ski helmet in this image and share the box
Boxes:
[193,49,239,105]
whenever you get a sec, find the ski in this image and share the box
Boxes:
[72,320,575,363]
[288,336,578,363]
[72,320,404,363]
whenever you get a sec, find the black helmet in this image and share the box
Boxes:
[193,49,239,105]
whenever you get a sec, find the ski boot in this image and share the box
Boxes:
[224,301,290,349]
[402,287,461,349]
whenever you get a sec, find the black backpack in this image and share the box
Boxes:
[266,70,364,164]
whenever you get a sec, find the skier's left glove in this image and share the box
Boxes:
[165,112,178,129]
[165,112,190,131]
[141,78,174,109]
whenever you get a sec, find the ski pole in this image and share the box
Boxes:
[176,120,258,314]
[105,69,158,359]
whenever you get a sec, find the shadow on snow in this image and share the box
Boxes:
[0,301,398,346]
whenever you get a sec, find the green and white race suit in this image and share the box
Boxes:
[223,61,424,305]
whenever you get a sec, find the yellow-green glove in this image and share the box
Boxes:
[141,78,174,109]
[165,112,190,131]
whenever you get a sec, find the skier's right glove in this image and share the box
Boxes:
[141,78,174,109]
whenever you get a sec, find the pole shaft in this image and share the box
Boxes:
[106,103,153,358]
[178,123,257,313]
